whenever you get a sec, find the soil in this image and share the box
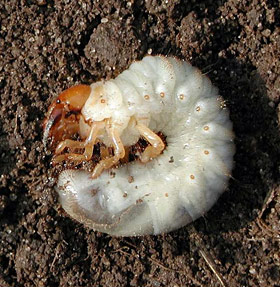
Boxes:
[0,0,279,286]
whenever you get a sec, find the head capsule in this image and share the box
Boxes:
[43,85,91,148]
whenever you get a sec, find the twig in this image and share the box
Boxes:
[50,246,60,271]
[256,186,280,236]
[189,225,228,287]
[256,217,280,236]
[198,249,228,287]
[258,186,278,219]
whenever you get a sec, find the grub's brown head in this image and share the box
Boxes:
[43,85,91,148]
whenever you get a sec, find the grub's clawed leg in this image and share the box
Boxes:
[91,121,125,179]
[52,139,88,165]
[136,123,165,163]
[55,139,85,154]
[52,116,164,177]
[90,120,164,178]
[52,121,104,165]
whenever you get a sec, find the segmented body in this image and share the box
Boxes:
[53,56,235,236]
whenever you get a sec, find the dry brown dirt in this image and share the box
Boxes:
[0,0,279,286]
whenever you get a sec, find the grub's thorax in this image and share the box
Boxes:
[43,82,165,179]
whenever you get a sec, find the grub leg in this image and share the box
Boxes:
[55,139,85,154]
[91,122,125,179]
[136,123,165,163]
[52,121,104,165]
[120,146,130,164]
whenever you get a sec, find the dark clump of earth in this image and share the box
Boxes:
[0,0,279,286]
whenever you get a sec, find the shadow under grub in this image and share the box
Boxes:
[120,57,280,286]
[191,58,280,234]
[128,0,280,235]
[134,10,279,234]
[136,18,279,234]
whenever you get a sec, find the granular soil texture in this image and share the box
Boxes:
[0,0,279,286]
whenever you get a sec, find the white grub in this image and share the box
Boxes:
[56,56,235,236]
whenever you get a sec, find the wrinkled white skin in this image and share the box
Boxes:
[56,56,235,236]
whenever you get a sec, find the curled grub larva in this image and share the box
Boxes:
[44,55,235,236]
